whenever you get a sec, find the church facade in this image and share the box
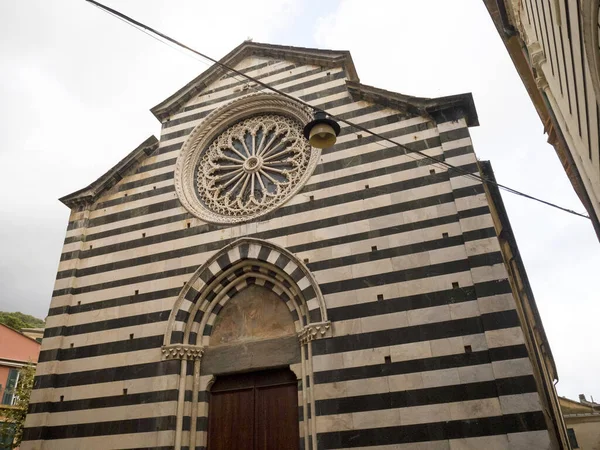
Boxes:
[22,43,567,449]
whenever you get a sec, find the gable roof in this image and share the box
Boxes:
[150,41,360,122]
[0,323,42,346]
[61,43,481,209]
[60,135,159,208]
[346,81,479,127]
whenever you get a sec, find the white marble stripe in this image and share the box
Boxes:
[162,65,340,134]
[20,431,176,450]
[35,347,163,375]
[314,397,525,434]
[29,373,179,404]
[72,149,448,251]
[158,78,350,146]
[50,206,464,308]
[25,401,177,427]
[313,363,495,402]
[41,319,168,349]
[72,180,454,272]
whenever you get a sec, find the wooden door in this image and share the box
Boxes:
[207,368,299,450]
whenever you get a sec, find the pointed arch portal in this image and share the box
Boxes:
[162,238,332,450]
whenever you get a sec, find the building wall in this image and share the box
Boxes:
[0,325,41,364]
[23,54,557,449]
[492,0,600,236]
[565,419,600,449]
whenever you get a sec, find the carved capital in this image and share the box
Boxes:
[298,321,332,345]
[528,41,546,69]
[162,344,205,361]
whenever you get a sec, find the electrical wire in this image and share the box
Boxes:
[86,0,591,220]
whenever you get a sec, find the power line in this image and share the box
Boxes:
[86,0,590,220]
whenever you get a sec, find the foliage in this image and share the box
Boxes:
[0,364,35,449]
[0,312,44,332]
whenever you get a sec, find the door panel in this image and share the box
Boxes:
[207,388,254,450]
[207,368,299,450]
[255,383,299,450]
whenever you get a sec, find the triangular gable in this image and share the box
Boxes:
[60,135,159,208]
[150,41,360,122]
[346,80,479,127]
[60,43,481,209]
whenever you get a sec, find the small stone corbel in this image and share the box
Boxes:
[161,344,205,360]
[298,321,332,345]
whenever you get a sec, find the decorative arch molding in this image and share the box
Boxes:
[161,237,331,450]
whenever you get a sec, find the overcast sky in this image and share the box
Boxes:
[0,0,597,402]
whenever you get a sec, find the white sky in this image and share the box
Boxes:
[0,0,597,402]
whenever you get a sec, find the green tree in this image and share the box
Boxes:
[0,364,35,449]
[0,312,44,331]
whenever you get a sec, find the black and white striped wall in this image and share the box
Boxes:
[21,43,555,450]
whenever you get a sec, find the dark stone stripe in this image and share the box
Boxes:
[38,335,163,362]
[159,81,349,146]
[33,359,180,389]
[166,70,346,122]
[163,65,326,130]
[439,127,471,143]
[458,205,491,219]
[52,196,488,298]
[43,310,170,339]
[308,234,468,272]
[85,198,182,230]
[118,171,174,192]
[95,185,175,210]
[315,375,537,416]
[317,411,547,448]
[136,156,177,174]
[28,389,179,414]
[164,63,304,128]
[69,128,441,232]
[66,136,445,243]
[317,256,474,297]
[311,310,519,356]
[156,141,183,155]
[57,178,457,275]
[22,415,177,441]
[49,287,180,318]
[58,177,479,276]
[29,344,528,413]
[314,344,528,384]
[445,144,474,159]
[65,106,442,232]
[71,213,191,246]
[328,278,508,322]
[38,310,518,364]
[44,272,505,342]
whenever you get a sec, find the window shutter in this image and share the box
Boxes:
[1,369,19,405]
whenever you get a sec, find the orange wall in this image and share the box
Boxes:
[0,325,40,364]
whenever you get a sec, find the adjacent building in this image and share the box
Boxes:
[22,42,569,449]
[560,394,600,449]
[483,0,600,240]
[0,323,41,448]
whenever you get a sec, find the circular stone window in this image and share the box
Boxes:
[174,94,318,224]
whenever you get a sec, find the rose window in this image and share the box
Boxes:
[195,114,311,218]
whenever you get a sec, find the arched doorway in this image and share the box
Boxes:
[207,368,299,450]
[162,238,333,450]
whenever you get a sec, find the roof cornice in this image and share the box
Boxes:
[346,80,479,127]
[59,135,159,209]
[150,41,360,122]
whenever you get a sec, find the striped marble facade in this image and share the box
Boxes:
[22,43,556,450]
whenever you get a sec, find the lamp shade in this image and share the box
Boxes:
[303,111,341,149]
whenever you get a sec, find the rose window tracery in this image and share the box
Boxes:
[195,114,311,218]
